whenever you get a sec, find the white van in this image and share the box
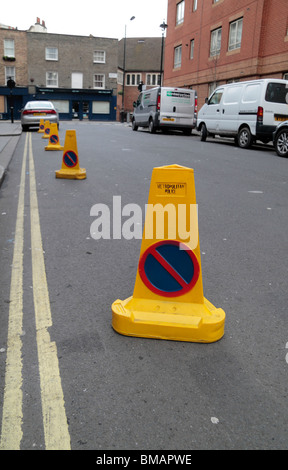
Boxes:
[197,79,288,148]
[132,87,197,135]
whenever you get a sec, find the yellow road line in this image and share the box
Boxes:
[28,133,71,450]
[0,133,28,450]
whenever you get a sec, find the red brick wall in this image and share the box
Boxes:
[164,0,288,108]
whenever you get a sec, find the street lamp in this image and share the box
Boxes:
[122,16,135,122]
[160,21,168,87]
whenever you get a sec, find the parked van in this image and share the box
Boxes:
[132,87,197,135]
[197,79,288,148]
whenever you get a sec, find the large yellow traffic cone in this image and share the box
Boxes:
[45,123,64,151]
[55,130,86,180]
[42,120,51,139]
[112,164,225,343]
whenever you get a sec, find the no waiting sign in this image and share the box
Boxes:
[138,240,200,298]
[63,150,78,168]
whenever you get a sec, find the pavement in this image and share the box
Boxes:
[0,121,22,188]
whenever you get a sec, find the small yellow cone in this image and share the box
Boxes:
[55,130,86,180]
[45,123,64,151]
[38,119,45,133]
[42,120,51,139]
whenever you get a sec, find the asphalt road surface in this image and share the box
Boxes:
[0,121,287,451]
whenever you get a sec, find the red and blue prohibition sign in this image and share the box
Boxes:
[50,134,59,144]
[138,240,200,297]
[63,150,78,168]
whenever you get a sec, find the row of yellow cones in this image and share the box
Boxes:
[38,119,86,180]
[39,120,225,344]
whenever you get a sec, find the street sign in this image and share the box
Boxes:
[50,134,59,144]
[139,240,199,297]
[63,150,78,168]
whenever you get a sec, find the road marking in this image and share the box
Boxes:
[0,133,28,450]
[0,133,71,450]
[28,133,71,450]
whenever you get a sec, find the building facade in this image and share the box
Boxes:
[164,0,288,107]
[0,19,165,122]
[0,27,28,119]
[117,37,164,120]
[0,19,118,121]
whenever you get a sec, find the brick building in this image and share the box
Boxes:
[164,0,288,108]
[118,37,164,119]
[0,27,28,117]
[0,19,118,121]
[0,19,163,122]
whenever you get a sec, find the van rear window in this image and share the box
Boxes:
[265,83,288,104]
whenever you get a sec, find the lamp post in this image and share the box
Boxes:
[121,16,135,122]
[160,21,168,87]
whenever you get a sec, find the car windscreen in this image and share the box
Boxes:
[26,102,53,109]
[265,83,288,104]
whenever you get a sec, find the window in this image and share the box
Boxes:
[51,100,69,113]
[94,74,105,89]
[46,71,58,87]
[126,73,141,86]
[4,39,15,58]
[5,66,15,82]
[146,73,160,86]
[71,72,83,88]
[176,1,185,25]
[92,101,110,114]
[210,28,222,56]
[190,39,195,59]
[46,47,58,61]
[174,45,182,69]
[193,0,198,12]
[208,88,224,105]
[265,82,288,104]
[228,18,243,51]
[93,50,106,63]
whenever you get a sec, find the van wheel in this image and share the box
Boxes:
[200,124,207,141]
[132,119,138,131]
[149,119,156,134]
[238,127,252,149]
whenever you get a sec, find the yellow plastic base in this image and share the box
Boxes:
[112,297,225,343]
[45,144,64,151]
[55,168,86,180]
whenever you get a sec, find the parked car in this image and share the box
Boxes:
[132,87,197,135]
[273,120,288,157]
[197,79,288,148]
[21,100,59,131]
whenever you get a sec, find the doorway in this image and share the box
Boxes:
[72,100,90,120]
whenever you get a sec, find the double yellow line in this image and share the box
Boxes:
[0,133,70,450]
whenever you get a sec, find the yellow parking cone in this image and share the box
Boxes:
[42,120,51,139]
[112,164,225,343]
[45,123,64,151]
[38,119,45,133]
[55,130,86,180]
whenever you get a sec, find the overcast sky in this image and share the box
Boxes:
[2,0,168,39]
